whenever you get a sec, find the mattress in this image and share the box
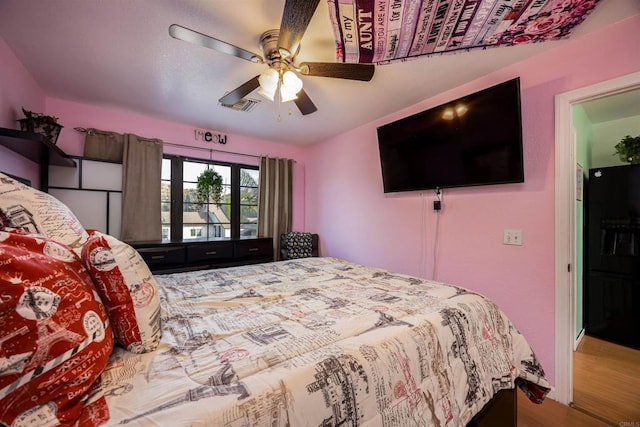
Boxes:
[101,257,549,426]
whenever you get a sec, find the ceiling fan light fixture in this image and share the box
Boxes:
[258,68,303,103]
[282,70,302,92]
[280,87,298,102]
[280,70,303,102]
[258,68,279,101]
[257,86,276,101]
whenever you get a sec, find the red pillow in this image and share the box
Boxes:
[81,230,162,353]
[0,229,113,427]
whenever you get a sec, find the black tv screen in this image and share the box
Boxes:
[377,77,524,193]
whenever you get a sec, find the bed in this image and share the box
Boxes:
[0,171,550,426]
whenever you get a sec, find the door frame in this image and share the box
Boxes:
[554,71,640,405]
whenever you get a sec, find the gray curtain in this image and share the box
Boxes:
[258,157,293,260]
[120,134,163,242]
[83,128,125,162]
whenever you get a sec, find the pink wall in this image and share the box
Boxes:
[0,37,47,185]
[304,15,640,385]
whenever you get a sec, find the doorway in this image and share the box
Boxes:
[571,89,640,423]
[554,71,640,415]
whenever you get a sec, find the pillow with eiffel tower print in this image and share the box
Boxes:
[0,172,89,249]
[81,229,162,354]
[0,228,114,427]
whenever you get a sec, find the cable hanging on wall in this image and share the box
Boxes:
[432,188,442,281]
[419,191,427,278]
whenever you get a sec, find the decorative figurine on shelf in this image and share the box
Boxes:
[613,134,640,164]
[17,107,63,145]
[195,168,224,207]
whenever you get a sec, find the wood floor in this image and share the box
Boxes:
[573,335,640,424]
[517,335,640,426]
[517,388,610,427]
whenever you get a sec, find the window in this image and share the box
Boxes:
[161,155,259,241]
[161,158,171,239]
[240,168,259,237]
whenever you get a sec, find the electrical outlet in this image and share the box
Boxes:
[512,230,522,245]
[503,229,523,245]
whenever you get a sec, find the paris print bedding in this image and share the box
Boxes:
[101,257,550,426]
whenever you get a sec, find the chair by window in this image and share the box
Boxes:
[280,232,319,260]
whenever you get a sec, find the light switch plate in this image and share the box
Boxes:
[504,229,523,245]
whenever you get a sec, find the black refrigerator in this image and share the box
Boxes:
[586,164,640,349]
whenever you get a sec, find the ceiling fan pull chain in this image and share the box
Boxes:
[276,74,283,123]
[276,99,282,122]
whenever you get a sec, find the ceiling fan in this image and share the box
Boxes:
[169,0,375,115]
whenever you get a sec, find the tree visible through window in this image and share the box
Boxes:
[161,156,259,241]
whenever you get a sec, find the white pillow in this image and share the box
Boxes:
[0,172,88,248]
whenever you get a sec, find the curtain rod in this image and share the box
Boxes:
[74,127,261,160]
[164,141,261,160]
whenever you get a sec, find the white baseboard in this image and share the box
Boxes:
[545,388,558,402]
[574,329,585,351]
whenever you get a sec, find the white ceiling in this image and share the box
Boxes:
[580,88,640,124]
[0,0,638,145]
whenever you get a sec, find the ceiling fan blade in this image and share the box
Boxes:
[169,24,263,63]
[278,0,321,59]
[218,76,261,105]
[294,89,318,115]
[299,62,375,81]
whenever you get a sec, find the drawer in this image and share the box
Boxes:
[136,246,186,266]
[234,239,273,259]
[187,242,233,263]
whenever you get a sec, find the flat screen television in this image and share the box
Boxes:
[377,77,524,193]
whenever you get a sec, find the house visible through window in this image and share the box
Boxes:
[161,155,259,241]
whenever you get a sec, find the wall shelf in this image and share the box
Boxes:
[0,127,76,167]
[0,126,76,191]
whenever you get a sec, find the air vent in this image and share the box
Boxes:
[219,97,260,113]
